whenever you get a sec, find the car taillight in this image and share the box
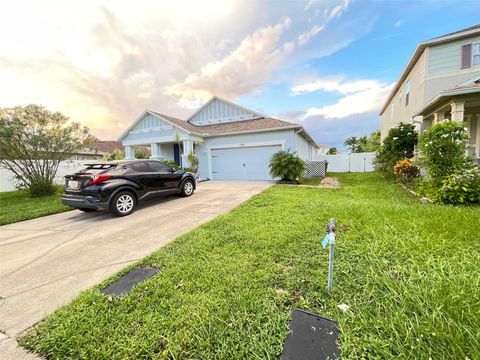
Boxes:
[87,174,112,186]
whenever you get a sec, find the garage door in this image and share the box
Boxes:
[211,145,282,180]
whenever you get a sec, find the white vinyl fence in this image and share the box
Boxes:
[0,160,94,192]
[313,152,375,173]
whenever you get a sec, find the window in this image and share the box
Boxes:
[473,43,480,66]
[461,43,480,68]
[130,162,148,172]
[147,161,171,172]
[405,80,410,106]
[462,44,472,68]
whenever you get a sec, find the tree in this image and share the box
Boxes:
[186,151,199,173]
[344,136,359,152]
[103,149,125,161]
[0,105,92,196]
[134,147,148,159]
[344,131,381,153]
[327,147,337,155]
[269,150,305,182]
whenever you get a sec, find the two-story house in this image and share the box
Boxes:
[380,25,480,158]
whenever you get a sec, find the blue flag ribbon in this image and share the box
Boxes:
[322,234,330,249]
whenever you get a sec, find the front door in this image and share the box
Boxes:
[173,144,181,167]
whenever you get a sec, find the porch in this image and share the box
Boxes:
[124,139,197,168]
[417,95,480,158]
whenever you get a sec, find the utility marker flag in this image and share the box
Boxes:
[322,234,330,249]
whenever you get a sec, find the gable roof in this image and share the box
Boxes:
[380,24,480,115]
[118,99,319,148]
[186,95,265,123]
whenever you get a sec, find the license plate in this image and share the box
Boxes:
[67,180,80,189]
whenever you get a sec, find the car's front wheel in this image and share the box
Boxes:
[180,179,195,197]
[110,191,137,217]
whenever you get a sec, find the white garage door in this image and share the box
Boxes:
[211,145,282,180]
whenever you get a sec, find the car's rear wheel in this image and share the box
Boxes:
[110,191,136,217]
[79,208,96,212]
[180,179,195,197]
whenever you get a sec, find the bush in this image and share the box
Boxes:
[393,159,419,181]
[186,151,199,173]
[163,160,181,170]
[374,123,417,176]
[418,121,470,186]
[269,150,305,181]
[437,167,480,205]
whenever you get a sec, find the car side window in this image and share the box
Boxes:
[130,162,148,172]
[147,161,172,172]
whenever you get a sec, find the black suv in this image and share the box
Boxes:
[61,160,197,217]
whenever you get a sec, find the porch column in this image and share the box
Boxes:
[182,140,194,167]
[433,112,445,125]
[450,101,465,122]
[150,143,162,160]
[125,145,135,159]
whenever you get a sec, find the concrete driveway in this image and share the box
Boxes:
[0,181,271,358]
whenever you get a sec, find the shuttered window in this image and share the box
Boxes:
[473,43,480,66]
[461,44,472,68]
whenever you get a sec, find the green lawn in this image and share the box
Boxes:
[21,174,479,359]
[300,176,322,186]
[0,186,70,225]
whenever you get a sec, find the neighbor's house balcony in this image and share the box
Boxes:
[414,82,480,159]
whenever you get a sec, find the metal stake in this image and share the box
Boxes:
[326,218,336,295]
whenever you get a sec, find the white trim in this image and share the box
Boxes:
[207,140,285,179]
[123,134,200,146]
[118,111,192,141]
[380,26,480,115]
[129,126,174,135]
[186,95,266,123]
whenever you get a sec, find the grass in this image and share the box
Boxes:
[0,186,70,225]
[20,173,480,359]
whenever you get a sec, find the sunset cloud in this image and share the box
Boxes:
[163,17,294,106]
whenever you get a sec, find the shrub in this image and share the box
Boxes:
[393,159,419,181]
[186,151,199,173]
[438,167,480,205]
[163,160,181,170]
[374,123,417,176]
[269,150,305,181]
[418,121,470,186]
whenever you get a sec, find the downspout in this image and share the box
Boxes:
[294,128,303,153]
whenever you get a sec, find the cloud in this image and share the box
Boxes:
[291,77,394,119]
[297,25,325,45]
[394,20,403,27]
[326,0,350,20]
[163,17,294,105]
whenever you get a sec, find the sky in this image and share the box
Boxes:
[1,0,479,150]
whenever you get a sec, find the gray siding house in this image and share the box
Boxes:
[118,96,318,180]
[380,25,480,159]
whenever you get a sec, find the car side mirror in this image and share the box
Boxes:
[169,167,176,172]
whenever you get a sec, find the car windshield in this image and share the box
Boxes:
[79,164,116,174]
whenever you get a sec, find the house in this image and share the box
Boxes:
[315,144,332,156]
[118,96,318,180]
[380,24,480,158]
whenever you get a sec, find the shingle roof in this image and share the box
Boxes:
[149,111,299,137]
